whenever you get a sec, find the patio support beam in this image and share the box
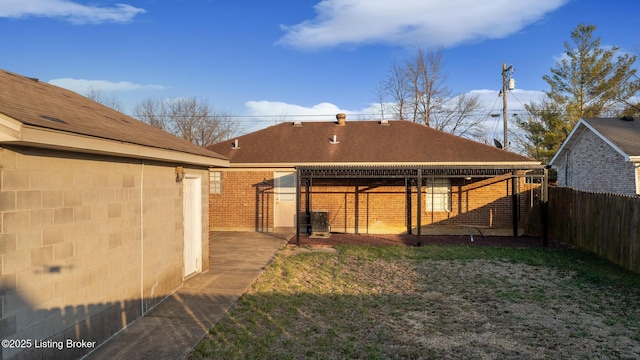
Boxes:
[417,169,422,244]
[512,171,518,237]
[405,178,412,234]
[294,165,546,244]
[296,168,301,245]
[542,166,549,247]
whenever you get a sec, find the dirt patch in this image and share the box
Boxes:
[289,233,569,249]
[196,239,640,359]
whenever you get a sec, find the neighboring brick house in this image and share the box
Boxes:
[0,69,228,359]
[207,114,545,238]
[550,117,640,196]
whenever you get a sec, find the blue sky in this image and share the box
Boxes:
[1,0,639,136]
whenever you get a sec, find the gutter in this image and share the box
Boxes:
[228,161,543,168]
[0,121,228,168]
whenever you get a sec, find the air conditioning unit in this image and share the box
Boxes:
[309,210,330,238]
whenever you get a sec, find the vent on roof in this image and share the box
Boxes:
[621,116,634,121]
[336,113,346,126]
[379,119,390,126]
[292,121,302,127]
[330,134,339,144]
[231,139,240,149]
[39,115,67,124]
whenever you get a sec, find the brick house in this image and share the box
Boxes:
[0,69,228,359]
[207,114,545,239]
[550,117,640,196]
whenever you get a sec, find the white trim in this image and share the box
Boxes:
[274,171,296,228]
[425,178,452,212]
[216,167,297,172]
[549,119,586,166]
[183,174,203,277]
[550,118,633,165]
[580,120,632,161]
[227,161,542,168]
[2,124,228,167]
[0,114,22,141]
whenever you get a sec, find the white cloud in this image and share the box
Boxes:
[245,89,547,124]
[49,78,166,94]
[245,100,352,121]
[278,0,567,49]
[0,0,145,24]
[244,89,547,135]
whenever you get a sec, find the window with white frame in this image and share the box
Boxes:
[425,178,451,212]
[209,171,222,194]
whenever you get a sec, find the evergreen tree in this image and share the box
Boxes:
[519,23,640,162]
[516,99,567,164]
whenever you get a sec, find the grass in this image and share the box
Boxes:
[191,244,640,359]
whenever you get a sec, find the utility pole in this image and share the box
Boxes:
[502,63,514,151]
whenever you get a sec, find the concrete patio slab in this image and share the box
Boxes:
[83,231,291,360]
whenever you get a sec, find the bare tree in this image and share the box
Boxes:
[377,47,486,139]
[406,48,451,126]
[431,93,485,138]
[133,97,242,147]
[133,98,171,130]
[85,86,124,112]
[383,63,410,121]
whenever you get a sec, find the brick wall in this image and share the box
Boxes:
[302,176,527,235]
[555,128,637,195]
[210,169,538,236]
[209,170,276,231]
[0,146,210,359]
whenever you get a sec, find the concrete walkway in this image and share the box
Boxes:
[84,231,291,360]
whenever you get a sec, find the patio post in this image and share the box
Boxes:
[417,168,422,245]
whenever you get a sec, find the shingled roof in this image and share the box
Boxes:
[207,116,538,166]
[582,117,640,157]
[551,117,640,165]
[0,69,227,166]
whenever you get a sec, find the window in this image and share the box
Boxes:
[425,178,451,212]
[526,177,542,184]
[209,171,222,194]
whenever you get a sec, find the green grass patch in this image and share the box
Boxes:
[191,245,640,359]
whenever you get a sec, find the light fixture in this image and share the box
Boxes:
[175,166,185,182]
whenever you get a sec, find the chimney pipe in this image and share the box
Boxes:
[336,113,346,126]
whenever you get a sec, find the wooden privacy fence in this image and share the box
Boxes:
[548,187,640,273]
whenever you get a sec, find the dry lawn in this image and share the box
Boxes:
[192,242,640,359]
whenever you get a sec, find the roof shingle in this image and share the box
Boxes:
[207,120,537,165]
[0,69,225,160]
[583,117,640,157]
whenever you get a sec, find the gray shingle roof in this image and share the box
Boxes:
[583,117,640,157]
[207,119,537,164]
[0,69,226,160]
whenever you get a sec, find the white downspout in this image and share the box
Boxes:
[140,161,145,316]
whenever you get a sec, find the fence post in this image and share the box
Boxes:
[542,167,549,247]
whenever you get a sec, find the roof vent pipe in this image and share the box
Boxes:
[330,134,339,144]
[232,139,240,149]
[336,113,346,126]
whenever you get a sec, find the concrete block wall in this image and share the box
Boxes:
[0,146,210,359]
[555,129,637,195]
